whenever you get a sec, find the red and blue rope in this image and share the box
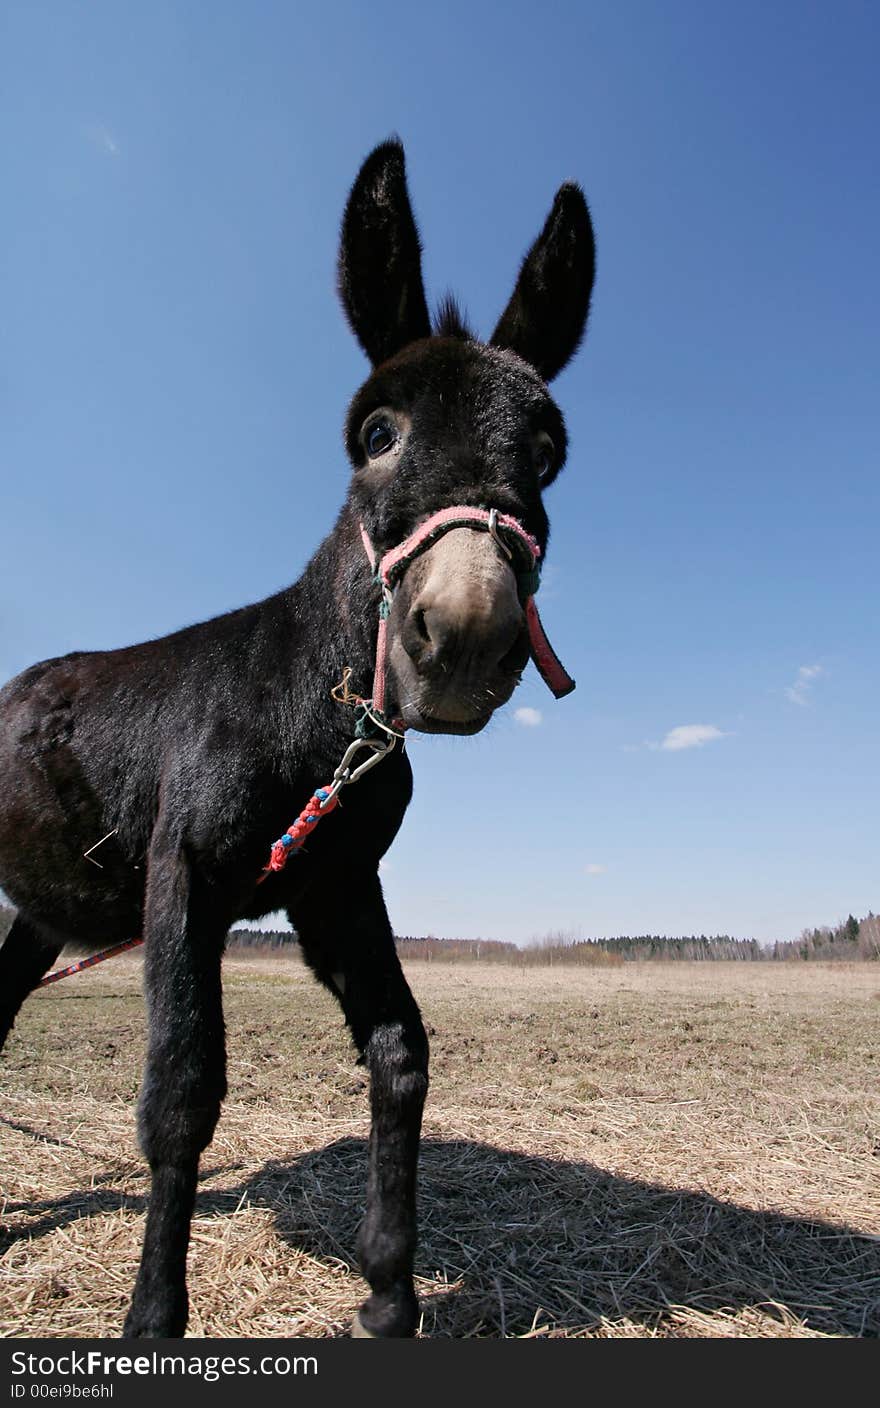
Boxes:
[262,786,339,876]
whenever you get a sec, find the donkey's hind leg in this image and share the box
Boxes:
[0,915,64,1052]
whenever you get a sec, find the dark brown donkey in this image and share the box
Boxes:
[0,140,595,1337]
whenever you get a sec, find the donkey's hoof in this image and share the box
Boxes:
[122,1298,187,1339]
[351,1289,419,1337]
[351,1310,376,1338]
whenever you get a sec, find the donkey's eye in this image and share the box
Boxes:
[365,416,399,458]
[533,432,556,482]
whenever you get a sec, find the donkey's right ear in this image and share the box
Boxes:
[338,140,432,366]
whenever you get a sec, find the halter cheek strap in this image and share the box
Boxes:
[360,505,576,721]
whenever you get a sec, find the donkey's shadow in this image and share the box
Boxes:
[3,1131,877,1337]
[241,1137,880,1337]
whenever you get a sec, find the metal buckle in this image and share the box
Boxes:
[487,507,514,560]
[319,735,397,808]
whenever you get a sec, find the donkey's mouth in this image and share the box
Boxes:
[398,703,493,736]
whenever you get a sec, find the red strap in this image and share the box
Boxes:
[359,522,377,570]
[373,615,389,714]
[525,597,576,698]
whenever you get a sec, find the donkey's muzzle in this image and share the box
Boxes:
[360,504,575,734]
[391,527,528,727]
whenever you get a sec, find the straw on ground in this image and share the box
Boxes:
[1,956,878,1338]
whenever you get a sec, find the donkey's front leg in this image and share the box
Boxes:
[292,870,429,1338]
[123,835,227,1338]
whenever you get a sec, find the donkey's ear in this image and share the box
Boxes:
[491,184,595,382]
[338,140,432,366]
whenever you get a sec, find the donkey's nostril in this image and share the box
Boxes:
[402,604,437,666]
[498,626,530,676]
[403,593,525,681]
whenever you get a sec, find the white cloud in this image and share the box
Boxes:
[584,863,606,875]
[656,724,727,752]
[84,124,120,157]
[785,663,824,706]
[514,706,542,727]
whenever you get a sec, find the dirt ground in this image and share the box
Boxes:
[1,955,878,1338]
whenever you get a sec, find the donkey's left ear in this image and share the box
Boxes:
[338,140,432,366]
[491,184,595,382]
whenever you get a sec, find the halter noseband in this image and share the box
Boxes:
[359,505,575,728]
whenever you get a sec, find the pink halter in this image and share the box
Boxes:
[359,505,575,723]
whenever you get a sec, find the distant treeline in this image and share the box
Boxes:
[2,907,877,964]
[226,927,298,952]
[393,934,758,965]
[395,913,880,964]
[769,913,880,962]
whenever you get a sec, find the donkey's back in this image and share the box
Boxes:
[0,584,308,944]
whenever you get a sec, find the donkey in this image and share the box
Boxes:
[0,140,595,1337]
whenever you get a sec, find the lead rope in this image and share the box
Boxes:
[38,936,145,987]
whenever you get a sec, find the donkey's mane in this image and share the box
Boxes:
[432,294,473,340]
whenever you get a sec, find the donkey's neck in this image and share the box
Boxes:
[260,502,380,770]
[294,501,377,685]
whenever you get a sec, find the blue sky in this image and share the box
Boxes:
[2,1,878,944]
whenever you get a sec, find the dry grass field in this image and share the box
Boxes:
[1,954,878,1338]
